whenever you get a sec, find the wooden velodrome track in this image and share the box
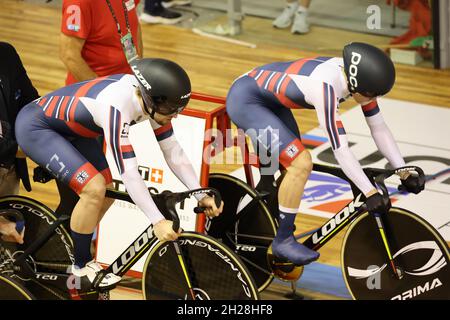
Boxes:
[1,0,449,300]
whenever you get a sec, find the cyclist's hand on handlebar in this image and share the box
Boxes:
[399,175,425,194]
[366,192,391,215]
[153,219,181,242]
[198,196,224,218]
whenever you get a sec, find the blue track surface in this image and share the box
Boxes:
[275,262,352,299]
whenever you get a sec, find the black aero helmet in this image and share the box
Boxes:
[130,58,191,117]
[343,42,395,97]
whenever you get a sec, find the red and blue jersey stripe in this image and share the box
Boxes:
[249,69,313,109]
[109,106,125,174]
[336,120,346,135]
[154,123,174,141]
[46,74,125,100]
[323,83,341,150]
[361,100,380,117]
[121,145,135,159]
[36,95,102,137]
[248,57,331,110]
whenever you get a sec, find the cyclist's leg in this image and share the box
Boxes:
[258,106,303,214]
[227,78,319,265]
[55,136,114,224]
[67,137,115,225]
[15,106,120,288]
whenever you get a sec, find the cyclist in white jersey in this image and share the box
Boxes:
[15,58,223,289]
[226,42,424,265]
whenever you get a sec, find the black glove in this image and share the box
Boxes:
[399,175,425,194]
[33,166,54,183]
[366,193,391,215]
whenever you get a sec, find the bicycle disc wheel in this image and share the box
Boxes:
[206,173,277,292]
[0,275,35,300]
[142,232,259,300]
[342,207,450,300]
[0,196,73,272]
[0,196,74,299]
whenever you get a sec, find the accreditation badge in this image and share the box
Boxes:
[125,0,135,11]
[121,32,138,63]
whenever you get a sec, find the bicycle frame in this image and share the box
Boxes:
[8,187,218,299]
[1,191,155,299]
[102,189,159,278]
[8,190,160,297]
[237,138,410,276]
[302,192,366,252]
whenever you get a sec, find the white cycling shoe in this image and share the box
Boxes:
[71,260,121,290]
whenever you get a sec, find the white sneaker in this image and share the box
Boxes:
[273,4,299,29]
[162,0,192,9]
[291,11,310,34]
[71,260,121,289]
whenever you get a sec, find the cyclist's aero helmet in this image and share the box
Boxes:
[130,58,191,117]
[343,42,395,97]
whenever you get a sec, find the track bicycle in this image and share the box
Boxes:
[0,187,259,300]
[205,164,450,299]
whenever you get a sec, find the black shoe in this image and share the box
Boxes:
[162,0,192,9]
[140,8,182,25]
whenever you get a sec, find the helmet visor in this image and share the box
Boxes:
[138,86,186,116]
[152,96,186,116]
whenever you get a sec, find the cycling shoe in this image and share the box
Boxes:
[272,235,320,266]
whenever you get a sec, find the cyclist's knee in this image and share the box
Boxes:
[78,174,106,204]
[286,150,313,180]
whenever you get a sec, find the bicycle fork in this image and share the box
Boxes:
[372,213,402,280]
[172,241,196,300]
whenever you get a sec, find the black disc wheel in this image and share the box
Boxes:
[142,232,259,300]
[0,275,35,300]
[205,173,277,292]
[342,207,450,300]
[0,196,97,300]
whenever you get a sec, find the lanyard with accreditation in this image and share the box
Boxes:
[105,0,139,63]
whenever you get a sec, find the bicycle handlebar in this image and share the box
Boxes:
[313,164,425,203]
[152,188,222,232]
[364,165,425,202]
[105,187,222,232]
